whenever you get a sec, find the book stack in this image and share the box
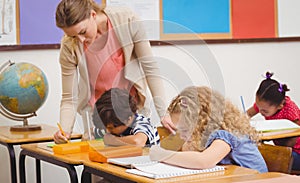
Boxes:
[89,145,143,163]
[52,139,104,155]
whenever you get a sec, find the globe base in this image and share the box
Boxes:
[10,124,42,132]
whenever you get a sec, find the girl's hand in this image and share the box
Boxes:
[149,145,175,161]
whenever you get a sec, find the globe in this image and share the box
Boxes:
[0,61,49,131]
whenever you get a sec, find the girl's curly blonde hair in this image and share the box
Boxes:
[168,86,259,151]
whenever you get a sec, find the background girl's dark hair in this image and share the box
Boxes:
[256,72,289,106]
[93,88,137,127]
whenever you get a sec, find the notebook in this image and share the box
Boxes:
[250,119,300,132]
[107,155,155,168]
[127,162,225,179]
[108,155,225,179]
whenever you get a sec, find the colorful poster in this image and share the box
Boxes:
[232,0,277,39]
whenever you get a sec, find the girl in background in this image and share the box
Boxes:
[247,72,300,171]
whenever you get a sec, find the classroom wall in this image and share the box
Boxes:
[0,41,300,182]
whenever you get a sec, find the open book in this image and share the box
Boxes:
[108,155,225,179]
[108,155,154,168]
[250,119,300,132]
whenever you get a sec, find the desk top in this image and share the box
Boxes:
[21,142,259,182]
[0,124,81,144]
[261,128,300,141]
[20,143,300,183]
[21,141,148,165]
[82,161,258,183]
[21,142,91,164]
[196,172,300,183]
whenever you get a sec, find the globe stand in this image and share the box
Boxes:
[0,103,42,132]
[10,118,42,132]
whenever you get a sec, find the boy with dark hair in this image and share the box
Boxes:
[93,88,160,147]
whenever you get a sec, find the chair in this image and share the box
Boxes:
[157,126,184,151]
[291,170,300,175]
[258,143,293,174]
[157,126,171,140]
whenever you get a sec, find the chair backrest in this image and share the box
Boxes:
[157,126,170,140]
[258,143,293,174]
[157,126,184,151]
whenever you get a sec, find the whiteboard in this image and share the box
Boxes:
[277,0,300,37]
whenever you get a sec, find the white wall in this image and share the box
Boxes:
[0,41,299,182]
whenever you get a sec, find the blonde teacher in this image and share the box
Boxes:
[53,0,175,143]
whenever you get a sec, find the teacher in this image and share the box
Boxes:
[53,0,175,143]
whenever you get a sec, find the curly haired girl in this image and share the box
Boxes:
[150,86,267,173]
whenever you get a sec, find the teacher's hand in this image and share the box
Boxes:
[161,114,176,135]
[53,130,70,144]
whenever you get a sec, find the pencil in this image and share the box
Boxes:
[57,122,69,143]
[240,96,246,113]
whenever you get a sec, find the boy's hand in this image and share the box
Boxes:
[103,133,128,146]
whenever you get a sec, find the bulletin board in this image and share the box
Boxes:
[160,0,232,40]
[1,0,300,50]
[231,0,277,39]
[19,0,63,45]
[160,0,278,40]
[0,0,101,47]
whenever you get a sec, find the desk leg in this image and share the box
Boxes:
[19,149,78,183]
[81,167,91,183]
[19,150,26,183]
[7,144,17,183]
[36,159,41,183]
[19,152,41,183]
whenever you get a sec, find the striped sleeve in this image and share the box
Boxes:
[131,114,160,146]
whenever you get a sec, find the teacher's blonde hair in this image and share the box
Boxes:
[56,0,105,28]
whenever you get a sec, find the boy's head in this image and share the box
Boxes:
[255,72,289,117]
[93,88,137,135]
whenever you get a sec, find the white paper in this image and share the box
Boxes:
[250,119,300,132]
[0,0,18,45]
[126,163,225,179]
[107,155,156,168]
[105,0,160,40]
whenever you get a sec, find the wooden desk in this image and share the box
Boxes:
[80,163,258,183]
[19,143,87,183]
[260,129,300,141]
[19,142,258,183]
[0,124,81,183]
[191,172,300,183]
[19,140,103,183]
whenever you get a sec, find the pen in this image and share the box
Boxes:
[57,122,69,143]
